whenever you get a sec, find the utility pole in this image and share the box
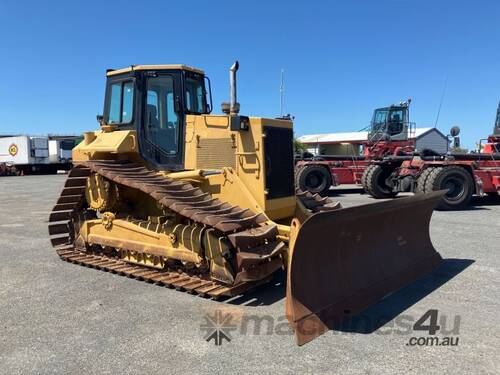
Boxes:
[280,69,284,118]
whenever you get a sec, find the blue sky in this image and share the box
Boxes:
[0,0,498,149]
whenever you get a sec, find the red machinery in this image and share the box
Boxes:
[295,100,415,194]
[363,102,500,210]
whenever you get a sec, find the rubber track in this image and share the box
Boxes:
[55,248,266,299]
[48,165,91,247]
[83,160,338,225]
[81,160,269,233]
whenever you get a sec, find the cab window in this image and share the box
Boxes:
[372,109,388,134]
[388,109,404,135]
[185,76,206,113]
[106,81,134,124]
[374,109,388,125]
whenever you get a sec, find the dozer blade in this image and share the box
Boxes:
[286,191,445,345]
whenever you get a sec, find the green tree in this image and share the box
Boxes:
[293,138,307,154]
[450,146,468,154]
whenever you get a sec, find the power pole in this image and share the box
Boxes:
[280,69,284,118]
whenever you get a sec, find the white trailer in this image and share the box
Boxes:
[0,136,49,164]
[0,135,77,175]
[0,136,51,174]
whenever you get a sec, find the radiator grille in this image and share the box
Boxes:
[196,138,236,169]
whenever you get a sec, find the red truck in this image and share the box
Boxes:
[362,102,500,209]
[295,100,416,194]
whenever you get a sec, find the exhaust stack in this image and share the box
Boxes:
[230,61,240,114]
[222,61,240,115]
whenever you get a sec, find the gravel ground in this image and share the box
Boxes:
[0,175,498,374]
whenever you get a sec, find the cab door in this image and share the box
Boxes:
[140,72,185,170]
[387,107,409,141]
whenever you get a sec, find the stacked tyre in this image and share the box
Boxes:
[415,166,474,210]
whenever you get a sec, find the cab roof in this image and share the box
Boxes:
[106,64,205,77]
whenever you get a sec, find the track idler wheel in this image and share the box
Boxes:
[85,173,120,212]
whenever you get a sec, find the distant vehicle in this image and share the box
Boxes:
[49,139,75,164]
[363,101,500,209]
[295,100,415,195]
[0,135,76,175]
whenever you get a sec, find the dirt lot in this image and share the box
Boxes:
[0,175,499,374]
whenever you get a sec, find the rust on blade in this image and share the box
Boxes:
[286,191,445,345]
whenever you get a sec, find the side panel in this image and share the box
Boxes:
[48,140,59,163]
[184,115,295,220]
[184,114,236,170]
[0,136,30,165]
[72,130,139,162]
[184,114,267,209]
[238,118,295,219]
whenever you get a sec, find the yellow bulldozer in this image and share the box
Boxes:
[48,62,443,345]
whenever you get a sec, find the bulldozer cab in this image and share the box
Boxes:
[102,65,211,171]
[368,101,411,142]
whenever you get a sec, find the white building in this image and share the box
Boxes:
[298,127,449,156]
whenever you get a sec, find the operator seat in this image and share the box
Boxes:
[146,104,160,144]
[147,105,160,127]
[389,113,403,136]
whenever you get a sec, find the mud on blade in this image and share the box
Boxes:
[286,191,444,345]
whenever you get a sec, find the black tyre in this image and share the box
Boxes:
[360,165,369,190]
[296,165,332,195]
[424,166,474,210]
[361,164,398,198]
[415,168,433,194]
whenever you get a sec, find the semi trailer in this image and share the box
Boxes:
[0,135,77,175]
